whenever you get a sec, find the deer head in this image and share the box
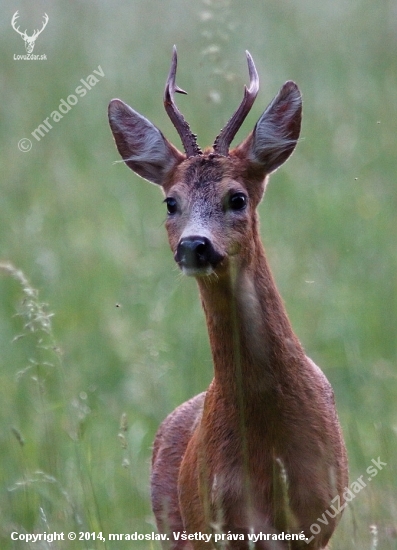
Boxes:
[11,11,49,54]
[108,47,301,278]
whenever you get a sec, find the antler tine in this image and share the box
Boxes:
[164,46,202,158]
[37,13,49,33]
[32,13,48,37]
[213,51,259,156]
[11,11,25,37]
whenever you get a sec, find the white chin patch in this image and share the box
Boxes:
[181,265,214,278]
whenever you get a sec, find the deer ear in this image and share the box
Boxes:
[234,81,302,174]
[108,99,184,186]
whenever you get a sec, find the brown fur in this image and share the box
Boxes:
[152,155,348,549]
[108,67,348,549]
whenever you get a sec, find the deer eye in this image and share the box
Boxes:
[165,197,178,215]
[229,192,247,211]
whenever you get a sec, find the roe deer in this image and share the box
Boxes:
[108,47,348,549]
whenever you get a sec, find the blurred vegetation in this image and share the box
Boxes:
[0,0,396,548]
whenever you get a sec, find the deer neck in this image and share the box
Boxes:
[197,233,305,403]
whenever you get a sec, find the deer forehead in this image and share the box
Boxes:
[164,155,250,201]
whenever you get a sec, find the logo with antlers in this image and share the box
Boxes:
[11,11,49,54]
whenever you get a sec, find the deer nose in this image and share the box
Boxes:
[175,236,223,272]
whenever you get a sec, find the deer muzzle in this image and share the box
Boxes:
[175,236,224,276]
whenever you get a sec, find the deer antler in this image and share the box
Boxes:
[212,51,259,156]
[11,11,27,38]
[164,46,202,158]
[31,13,49,39]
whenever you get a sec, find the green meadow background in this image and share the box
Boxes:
[1,0,396,548]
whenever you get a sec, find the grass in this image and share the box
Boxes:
[1,0,396,548]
